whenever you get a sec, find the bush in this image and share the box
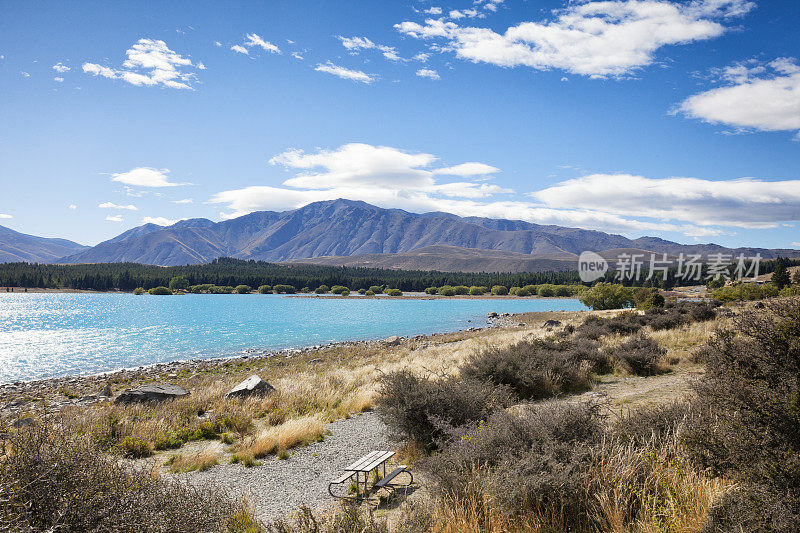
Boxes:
[376,370,505,450]
[258,285,272,294]
[424,287,438,295]
[616,334,665,376]
[330,285,348,295]
[612,401,691,446]
[0,421,258,532]
[537,284,556,297]
[453,285,470,295]
[209,285,234,294]
[133,287,145,295]
[364,290,375,296]
[168,276,190,292]
[234,285,251,294]
[437,286,456,296]
[386,288,403,296]
[491,285,509,295]
[686,299,800,496]
[460,338,595,401]
[148,286,173,295]
[580,283,634,310]
[272,284,296,294]
[340,289,350,297]
[314,285,329,294]
[701,485,800,533]
[633,287,664,309]
[469,286,488,295]
[369,285,384,294]
[712,282,779,302]
[190,284,214,294]
[514,287,532,297]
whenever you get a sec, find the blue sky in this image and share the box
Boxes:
[0,0,798,248]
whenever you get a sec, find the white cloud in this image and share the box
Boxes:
[83,38,199,89]
[338,36,403,62]
[0,213,12,219]
[230,44,249,55]
[214,41,222,47]
[196,61,206,70]
[434,162,500,176]
[142,216,182,226]
[416,68,440,79]
[530,174,800,229]
[52,62,70,73]
[111,167,183,187]
[413,52,430,62]
[105,214,123,222]
[677,57,800,138]
[425,7,443,14]
[68,204,77,210]
[449,9,483,19]
[793,242,800,247]
[172,198,193,204]
[314,62,374,83]
[395,0,753,78]
[292,52,304,60]
[20,71,30,77]
[244,33,280,53]
[54,77,64,82]
[99,202,138,211]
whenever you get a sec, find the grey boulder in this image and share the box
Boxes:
[543,319,562,328]
[114,383,190,404]
[383,336,402,346]
[226,375,275,399]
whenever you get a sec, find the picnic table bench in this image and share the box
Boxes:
[328,450,413,500]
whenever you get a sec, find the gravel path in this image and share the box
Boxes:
[181,412,393,523]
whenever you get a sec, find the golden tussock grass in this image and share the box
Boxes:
[240,415,325,459]
[166,449,221,473]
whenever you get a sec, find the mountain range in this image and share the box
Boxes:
[1,199,797,272]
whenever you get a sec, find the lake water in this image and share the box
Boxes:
[0,293,588,383]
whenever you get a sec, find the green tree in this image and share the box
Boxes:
[133,287,145,295]
[257,285,272,294]
[168,276,190,292]
[793,269,800,286]
[771,258,791,289]
[491,285,509,295]
[579,283,634,310]
[148,286,173,295]
[234,285,252,294]
[315,285,330,294]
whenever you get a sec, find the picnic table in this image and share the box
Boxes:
[328,450,413,500]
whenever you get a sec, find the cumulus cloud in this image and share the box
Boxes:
[142,216,183,226]
[83,38,199,89]
[52,62,70,73]
[315,62,375,83]
[416,68,440,79]
[395,0,753,78]
[98,202,138,211]
[677,57,800,138]
[530,174,800,229]
[110,167,184,188]
[105,214,123,222]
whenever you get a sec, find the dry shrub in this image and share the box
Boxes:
[265,504,390,533]
[376,370,505,451]
[701,485,800,533]
[0,419,259,532]
[459,338,596,401]
[243,415,325,458]
[615,333,666,376]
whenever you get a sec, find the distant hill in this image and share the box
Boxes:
[47,199,800,269]
[0,225,87,263]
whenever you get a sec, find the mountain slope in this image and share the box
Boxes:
[58,199,799,267]
[0,225,87,263]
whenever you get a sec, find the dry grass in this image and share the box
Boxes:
[240,415,326,459]
[167,449,221,473]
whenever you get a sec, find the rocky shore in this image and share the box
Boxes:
[0,311,528,421]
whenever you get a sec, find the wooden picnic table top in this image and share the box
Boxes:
[344,450,395,473]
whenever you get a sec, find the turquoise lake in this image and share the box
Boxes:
[0,293,588,383]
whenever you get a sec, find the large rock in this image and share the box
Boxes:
[226,375,275,399]
[543,319,562,328]
[383,336,402,346]
[114,383,190,404]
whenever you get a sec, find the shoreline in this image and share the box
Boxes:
[0,310,577,417]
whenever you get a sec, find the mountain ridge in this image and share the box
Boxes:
[0,225,88,263]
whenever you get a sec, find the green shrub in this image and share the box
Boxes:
[386,288,403,296]
[376,370,506,450]
[616,334,665,376]
[701,485,800,533]
[168,276,190,292]
[424,287,438,295]
[579,283,634,310]
[258,285,272,294]
[357,288,366,294]
[315,285,329,294]
[234,285,251,294]
[148,286,173,295]
[469,286,487,295]
[340,289,350,297]
[712,282,779,302]
[133,287,145,295]
[453,285,470,295]
[272,284,296,294]
[330,285,348,295]
[537,284,556,297]
[209,285,234,294]
[780,285,800,297]
[437,286,456,296]
[491,285,509,295]
[364,290,375,296]
[514,287,532,297]
[117,435,154,458]
[369,285,384,294]
[190,284,214,294]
